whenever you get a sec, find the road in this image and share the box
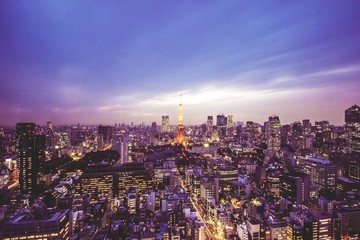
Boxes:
[7,180,19,190]
[179,177,222,240]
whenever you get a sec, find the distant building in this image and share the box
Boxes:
[267,115,281,154]
[98,125,113,147]
[216,114,227,137]
[112,134,131,164]
[302,119,311,135]
[207,116,213,136]
[345,105,360,153]
[161,115,170,132]
[227,115,234,135]
[299,157,336,192]
[291,121,303,151]
[246,121,261,144]
[16,123,46,196]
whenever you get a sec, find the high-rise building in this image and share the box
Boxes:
[216,114,227,127]
[345,105,360,153]
[151,122,157,132]
[217,114,227,137]
[150,122,157,145]
[299,157,337,192]
[336,201,360,239]
[246,121,261,143]
[302,119,311,135]
[267,115,281,154]
[98,125,113,146]
[227,115,234,128]
[291,121,303,150]
[207,116,213,136]
[200,176,219,203]
[112,134,131,164]
[70,126,86,146]
[161,115,170,132]
[46,121,53,131]
[280,172,310,204]
[45,121,57,158]
[16,123,45,196]
[227,115,234,136]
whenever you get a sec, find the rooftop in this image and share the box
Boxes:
[306,157,332,165]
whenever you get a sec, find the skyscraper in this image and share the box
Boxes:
[16,123,46,195]
[266,115,281,154]
[161,115,170,132]
[112,134,131,164]
[345,105,360,153]
[227,115,234,136]
[206,116,213,136]
[216,114,227,137]
[227,115,234,128]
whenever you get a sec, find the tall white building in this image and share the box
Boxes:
[112,133,132,164]
[161,115,170,132]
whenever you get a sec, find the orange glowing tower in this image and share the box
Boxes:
[173,94,188,147]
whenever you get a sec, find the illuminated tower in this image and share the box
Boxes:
[173,94,188,147]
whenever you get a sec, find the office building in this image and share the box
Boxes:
[127,188,137,214]
[2,210,70,240]
[98,125,113,147]
[16,123,46,196]
[269,220,287,240]
[200,176,219,203]
[267,115,281,154]
[345,105,360,153]
[302,119,311,135]
[112,134,131,164]
[347,161,360,181]
[80,163,152,203]
[299,157,337,192]
[216,114,227,137]
[336,201,360,239]
[280,172,310,204]
[207,116,213,136]
[161,115,170,132]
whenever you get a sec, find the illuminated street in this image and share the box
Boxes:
[179,176,223,240]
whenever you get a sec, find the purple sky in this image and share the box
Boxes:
[1,1,360,126]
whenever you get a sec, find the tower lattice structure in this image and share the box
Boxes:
[173,94,188,147]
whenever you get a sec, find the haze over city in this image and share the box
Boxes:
[1,1,360,125]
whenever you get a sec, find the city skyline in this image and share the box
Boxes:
[1,1,360,125]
